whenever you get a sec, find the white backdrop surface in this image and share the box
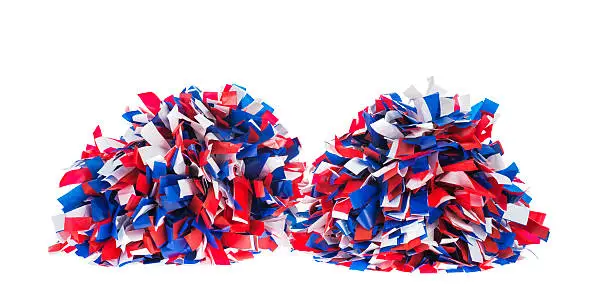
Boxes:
[0,1,610,307]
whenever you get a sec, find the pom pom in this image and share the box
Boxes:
[50,84,305,266]
[289,78,549,273]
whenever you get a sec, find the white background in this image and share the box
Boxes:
[1,1,610,307]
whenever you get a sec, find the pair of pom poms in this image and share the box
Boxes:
[50,80,549,272]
